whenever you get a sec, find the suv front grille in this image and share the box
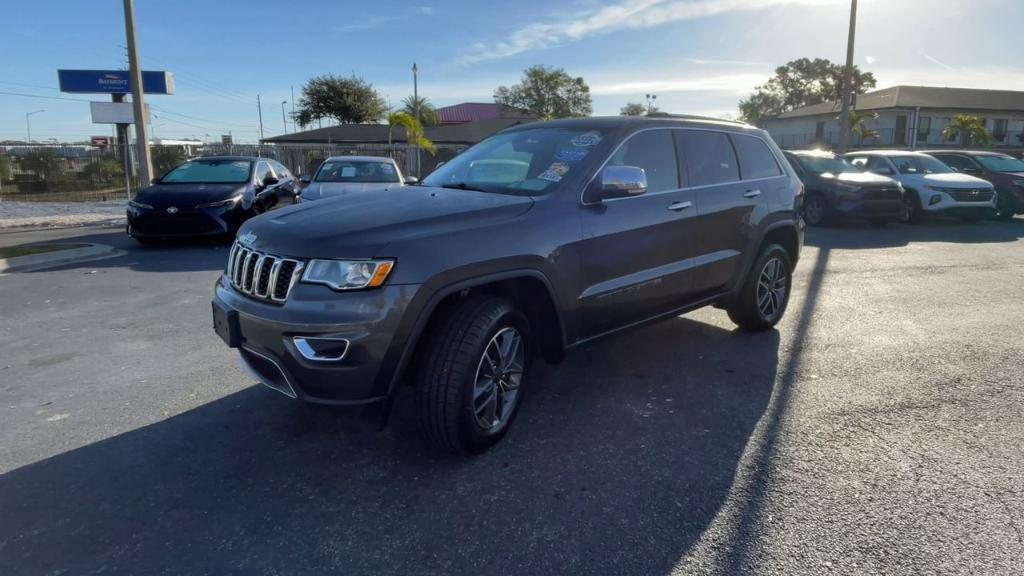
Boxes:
[949,189,994,203]
[226,241,304,303]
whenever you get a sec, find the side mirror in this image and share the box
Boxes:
[963,166,982,174]
[404,176,419,185]
[299,174,312,184]
[594,165,647,201]
[262,176,279,187]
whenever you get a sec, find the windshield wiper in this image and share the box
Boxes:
[440,182,493,193]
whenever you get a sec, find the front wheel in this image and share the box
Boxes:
[993,191,1016,221]
[416,295,532,455]
[727,244,793,331]
[802,193,830,226]
[900,190,924,224]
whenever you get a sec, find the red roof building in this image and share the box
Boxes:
[435,102,534,125]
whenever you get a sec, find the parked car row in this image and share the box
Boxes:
[783,148,1024,227]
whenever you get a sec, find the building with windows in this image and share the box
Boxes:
[763,86,1024,152]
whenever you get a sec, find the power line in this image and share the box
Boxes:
[0,90,93,103]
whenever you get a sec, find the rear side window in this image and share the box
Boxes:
[677,130,739,187]
[606,129,679,193]
[933,154,976,172]
[732,134,782,179]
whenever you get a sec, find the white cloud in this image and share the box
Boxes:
[338,16,398,31]
[688,58,771,67]
[458,0,845,64]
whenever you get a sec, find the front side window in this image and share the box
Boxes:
[161,159,252,184]
[422,127,609,196]
[678,130,739,187]
[255,162,274,183]
[890,155,953,175]
[605,129,679,193]
[315,160,400,183]
[271,161,292,179]
[732,134,782,179]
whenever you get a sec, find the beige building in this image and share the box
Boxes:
[763,86,1024,152]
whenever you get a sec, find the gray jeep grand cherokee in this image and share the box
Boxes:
[212,115,803,454]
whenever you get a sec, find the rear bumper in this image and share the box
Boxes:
[213,277,421,405]
[127,206,247,237]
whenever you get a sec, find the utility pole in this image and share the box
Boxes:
[123,0,153,187]
[291,85,296,130]
[281,100,288,134]
[257,94,265,141]
[412,62,420,178]
[837,0,858,153]
[26,109,45,142]
[645,93,658,114]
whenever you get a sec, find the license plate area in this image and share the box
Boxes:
[212,300,241,347]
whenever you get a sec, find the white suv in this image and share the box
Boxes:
[845,150,996,222]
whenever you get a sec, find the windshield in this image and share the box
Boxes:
[421,127,608,196]
[890,155,953,175]
[976,155,1024,172]
[793,154,860,175]
[315,159,400,183]
[162,159,252,184]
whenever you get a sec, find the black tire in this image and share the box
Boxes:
[993,191,1016,221]
[416,295,532,455]
[802,193,831,226]
[727,243,793,332]
[901,189,925,224]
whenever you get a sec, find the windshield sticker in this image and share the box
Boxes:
[538,162,570,182]
[555,147,589,162]
[570,131,602,147]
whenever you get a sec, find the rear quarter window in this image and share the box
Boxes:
[732,134,782,179]
[677,130,739,187]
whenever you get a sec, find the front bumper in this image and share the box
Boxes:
[919,190,996,214]
[834,197,906,221]
[127,205,248,237]
[213,276,420,405]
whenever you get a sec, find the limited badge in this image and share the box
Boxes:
[570,131,602,147]
[538,162,570,182]
[555,147,589,162]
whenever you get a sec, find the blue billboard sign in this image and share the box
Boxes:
[57,69,175,95]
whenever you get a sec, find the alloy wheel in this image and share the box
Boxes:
[472,327,525,431]
[804,197,824,225]
[757,257,788,321]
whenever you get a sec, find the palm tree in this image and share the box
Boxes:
[387,111,436,154]
[849,110,879,146]
[941,114,995,148]
[401,95,439,127]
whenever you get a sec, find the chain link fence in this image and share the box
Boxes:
[1,142,465,203]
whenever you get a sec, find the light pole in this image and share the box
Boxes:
[412,62,420,178]
[281,100,288,134]
[123,0,154,187]
[256,94,265,141]
[25,109,45,142]
[645,94,657,114]
[837,0,858,153]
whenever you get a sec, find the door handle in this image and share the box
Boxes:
[668,200,692,212]
[743,189,762,198]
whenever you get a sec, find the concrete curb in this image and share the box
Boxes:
[0,243,123,274]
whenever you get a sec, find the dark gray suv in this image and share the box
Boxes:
[212,116,804,454]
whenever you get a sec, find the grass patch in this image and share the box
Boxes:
[0,243,88,259]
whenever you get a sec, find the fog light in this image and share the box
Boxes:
[292,336,349,362]
[929,194,942,206]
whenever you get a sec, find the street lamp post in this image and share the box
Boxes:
[412,62,420,178]
[838,0,859,153]
[645,94,657,114]
[281,101,288,134]
[25,109,45,142]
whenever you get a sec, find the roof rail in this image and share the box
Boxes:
[644,112,748,125]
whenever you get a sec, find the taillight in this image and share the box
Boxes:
[798,183,805,197]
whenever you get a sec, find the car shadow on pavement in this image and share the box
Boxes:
[805,217,1024,250]
[1,316,781,575]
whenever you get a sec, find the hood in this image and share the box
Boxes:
[301,181,400,200]
[134,183,247,207]
[818,171,896,186]
[906,172,992,187]
[239,186,535,259]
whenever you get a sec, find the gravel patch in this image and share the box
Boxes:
[0,200,126,229]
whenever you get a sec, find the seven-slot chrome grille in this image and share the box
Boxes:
[226,241,304,303]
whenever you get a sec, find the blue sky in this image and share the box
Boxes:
[2,0,1023,143]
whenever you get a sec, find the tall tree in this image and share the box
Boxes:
[401,95,439,127]
[494,65,592,120]
[387,112,436,154]
[849,110,880,145]
[942,114,994,148]
[294,75,388,126]
[620,102,657,116]
[738,57,876,126]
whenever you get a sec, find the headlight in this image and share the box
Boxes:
[925,185,964,193]
[196,194,243,209]
[128,199,153,209]
[301,259,395,291]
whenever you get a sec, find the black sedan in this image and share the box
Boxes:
[127,156,298,244]
[784,150,905,226]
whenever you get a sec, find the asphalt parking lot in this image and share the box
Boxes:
[2,219,1023,575]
